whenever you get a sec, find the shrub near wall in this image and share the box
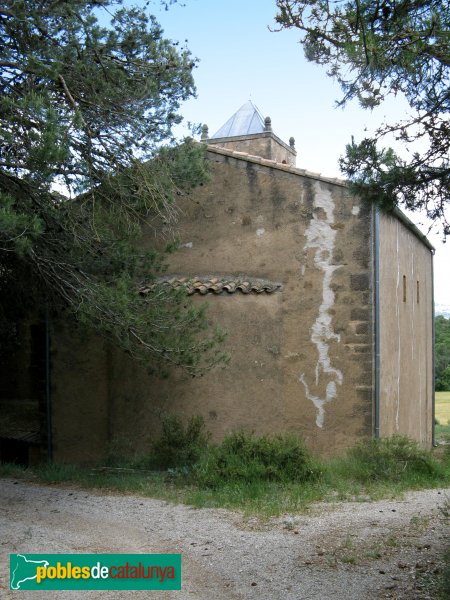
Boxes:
[194,431,322,487]
[342,436,444,483]
[133,415,210,471]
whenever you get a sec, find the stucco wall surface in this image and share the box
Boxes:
[51,324,110,464]
[378,212,433,447]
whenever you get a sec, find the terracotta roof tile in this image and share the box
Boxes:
[139,275,283,296]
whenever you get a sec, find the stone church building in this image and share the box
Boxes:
[1,102,435,464]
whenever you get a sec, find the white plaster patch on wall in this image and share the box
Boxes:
[256,228,265,237]
[351,205,360,216]
[299,181,343,428]
[181,241,193,249]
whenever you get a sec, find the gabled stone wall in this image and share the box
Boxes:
[100,147,375,457]
[49,145,433,463]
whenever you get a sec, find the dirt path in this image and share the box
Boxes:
[0,479,448,599]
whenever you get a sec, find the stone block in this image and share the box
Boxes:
[350,308,370,321]
[353,248,370,268]
[355,322,370,335]
[345,343,371,354]
[350,273,370,291]
[356,386,373,402]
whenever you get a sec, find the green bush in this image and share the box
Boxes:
[194,431,321,487]
[345,435,442,483]
[139,414,209,470]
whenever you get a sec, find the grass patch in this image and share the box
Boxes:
[182,479,326,516]
[436,391,450,444]
[436,391,450,425]
[436,422,450,440]
[1,432,450,517]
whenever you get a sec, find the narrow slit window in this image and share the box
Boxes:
[403,275,407,302]
[417,280,420,304]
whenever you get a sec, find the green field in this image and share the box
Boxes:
[435,391,450,425]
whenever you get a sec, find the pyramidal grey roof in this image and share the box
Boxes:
[211,101,266,138]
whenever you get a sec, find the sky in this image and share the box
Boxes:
[129,0,449,307]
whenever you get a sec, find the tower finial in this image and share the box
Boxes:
[264,116,272,132]
[201,124,209,140]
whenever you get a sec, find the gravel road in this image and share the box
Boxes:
[0,479,448,599]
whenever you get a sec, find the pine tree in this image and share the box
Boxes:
[0,0,226,373]
[275,1,450,235]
